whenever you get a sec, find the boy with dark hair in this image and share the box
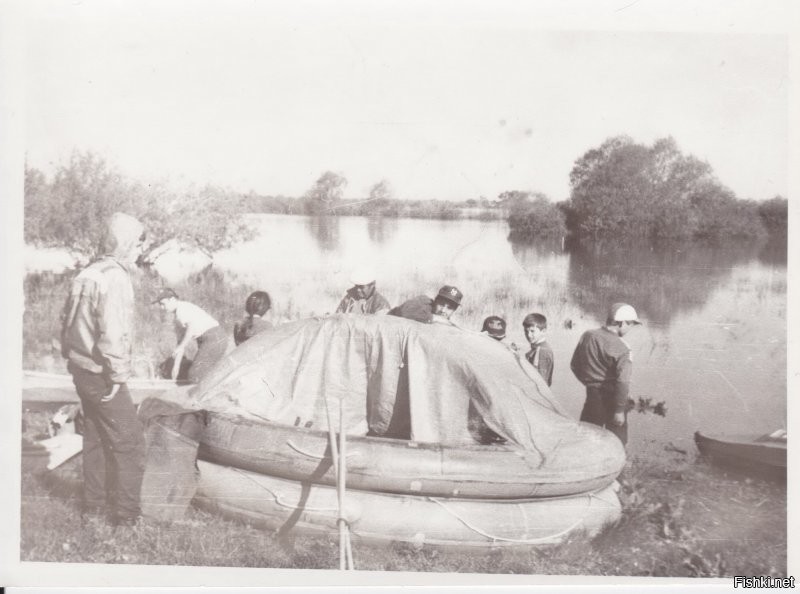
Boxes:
[523,313,554,386]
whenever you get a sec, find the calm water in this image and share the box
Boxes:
[214,214,787,453]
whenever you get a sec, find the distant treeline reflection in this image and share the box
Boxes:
[545,236,785,326]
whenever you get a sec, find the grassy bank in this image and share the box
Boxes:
[24,262,581,376]
[20,408,786,576]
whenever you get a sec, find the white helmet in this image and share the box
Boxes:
[608,302,642,325]
[350,266,376,286]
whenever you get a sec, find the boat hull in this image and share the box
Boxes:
[198,412,625,499]
[194,460,621,548]
[694,431,786,477]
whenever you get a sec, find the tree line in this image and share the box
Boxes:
[507,135,787,242]
[24,138,787,255]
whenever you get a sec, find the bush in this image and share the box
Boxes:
[25,151,255,256]
[507,195,567,240]
[758,196,788,234]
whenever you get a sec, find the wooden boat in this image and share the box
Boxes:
[199,411,625,499]
[194,460,622,548]
[22,370,185,404]
[694,430,786,477]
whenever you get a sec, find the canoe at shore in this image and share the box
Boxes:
[694,430,786,477]
[198,411,625,499]
[194,460,622,548]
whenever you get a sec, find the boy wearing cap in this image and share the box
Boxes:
[336,267,391,315]
[154,289,229,383]
[388,285,463,325]
[570,303,642,445]
[523,313,554,387]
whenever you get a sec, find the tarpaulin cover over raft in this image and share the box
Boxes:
[188,314,610,456]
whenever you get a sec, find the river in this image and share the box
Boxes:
[210,214,788,454]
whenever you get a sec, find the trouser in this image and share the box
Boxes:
[69,362,146,519]
[579,384,628,445]
[188,325,229,383]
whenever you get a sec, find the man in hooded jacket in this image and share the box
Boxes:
[61,212,147,525]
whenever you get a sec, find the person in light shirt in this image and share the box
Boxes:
[154,288,228,383]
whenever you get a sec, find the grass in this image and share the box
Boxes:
[23,264,584,376]
[20,409,786,576]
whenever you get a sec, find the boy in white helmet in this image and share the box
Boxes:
[570,302,642,445]
[335,266,391,314]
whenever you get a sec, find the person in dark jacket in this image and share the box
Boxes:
[234,290,274,345]
[570,302,642,445]
[336,267,391,315]
[60,212,147,525]
[388,285,463,326]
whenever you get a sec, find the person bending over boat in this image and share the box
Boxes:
[523,313,554,387]
[234,290,274,345]
[154,288,228,383]
[335,266,391,314]
[570,303,642,445]
[60,212,147,526]
[388,285,463,326]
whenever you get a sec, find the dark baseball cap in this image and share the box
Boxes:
[436,285,463,307]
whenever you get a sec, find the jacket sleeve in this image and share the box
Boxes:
[569,337,584,383]
[95,268,132,383]
[335,295,350,314]
[611,350,633,412]
[539,349,555,387]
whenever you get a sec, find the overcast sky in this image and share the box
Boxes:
[19,0,792,202]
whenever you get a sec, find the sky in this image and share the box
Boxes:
[15,0,794,202]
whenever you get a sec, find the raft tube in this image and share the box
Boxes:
[194,460,622,548]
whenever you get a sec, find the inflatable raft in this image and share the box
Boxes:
[199,411,624,498]
[194,460,621,548]
[28,315,627,545]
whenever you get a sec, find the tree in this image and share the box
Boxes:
[758,195,788,234]
[567,136,768,240]
[23,151,254,254]
[303,171,348,214]
[368,179,393,203]
[496,190,533,214]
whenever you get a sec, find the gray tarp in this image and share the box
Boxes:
[184,315,580,453]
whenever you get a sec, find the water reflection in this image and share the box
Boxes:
[563,238,770,326]
[366,216,399,244]
[758,235,788,267]
[305,215,341,252]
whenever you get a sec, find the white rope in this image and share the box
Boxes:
[428,496,587,544]
[228,466,338,513]
[285,439,361,461]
